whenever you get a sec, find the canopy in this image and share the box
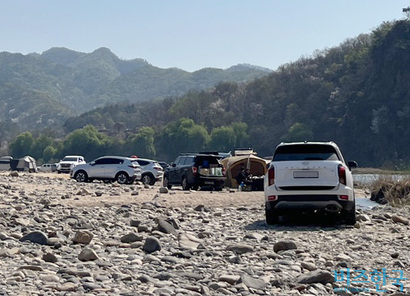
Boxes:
[220,154,269,188]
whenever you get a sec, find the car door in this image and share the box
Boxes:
[88,158,109,178]
[181,156,195,183]
[168,156,182,183]
[103,158,123,178]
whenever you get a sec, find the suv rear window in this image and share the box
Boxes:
[273,144,340,161]
[195,156,220,167]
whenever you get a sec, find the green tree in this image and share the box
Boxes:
[232,122,249,148]
[209,126,236,152]
[31,135,54,160]
[42,145,57,162]
[61,125,112,160]
[126,126,156,158]
[9,132,35,158]
[282,123,314,142]
[158,118,209,159]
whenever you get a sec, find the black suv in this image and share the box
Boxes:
[163,153,226,190]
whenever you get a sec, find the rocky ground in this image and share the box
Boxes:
[0,172,409,296]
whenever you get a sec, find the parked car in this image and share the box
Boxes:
[163,153,226,190]
[57,155,86,173]
[264,141,357,225]
[38,163,57,172]
[0,156,12,171]
[71,156,141,184]
[133,158,163,185]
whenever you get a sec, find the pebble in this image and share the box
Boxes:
[0,173,409,295]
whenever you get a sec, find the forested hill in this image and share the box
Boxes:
[0,47,271,134]
[62,20,410,168]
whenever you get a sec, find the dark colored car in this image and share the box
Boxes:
[163,153,226,190]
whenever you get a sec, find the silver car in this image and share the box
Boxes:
[134,158,164,185]
[71,156,142,184]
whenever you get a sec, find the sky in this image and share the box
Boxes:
[1,1,409,72]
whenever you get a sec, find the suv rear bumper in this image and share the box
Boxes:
[193,176,226,187]
[265,195,355,214]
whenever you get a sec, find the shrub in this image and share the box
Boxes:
[370,176,410,206]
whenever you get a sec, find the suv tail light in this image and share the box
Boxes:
[338,165,346,185]
[192,166,198,175]
[268,166,275,186]
[222,167,226,176]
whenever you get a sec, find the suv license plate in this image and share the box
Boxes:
[293,171,319,178]
[204,181,214,185]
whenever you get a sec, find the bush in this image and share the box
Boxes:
[370,176,410,206]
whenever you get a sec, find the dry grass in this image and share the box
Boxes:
[353,167,410,175]
[369,175,410,206]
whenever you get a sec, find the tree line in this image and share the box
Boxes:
[9,120,250,163]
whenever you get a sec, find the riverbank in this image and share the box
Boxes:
[0,172,409,295]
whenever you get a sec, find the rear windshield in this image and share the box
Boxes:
[195,156,221,167]
[273,144,340,161]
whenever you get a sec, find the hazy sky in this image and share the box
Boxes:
[1,1,409,72]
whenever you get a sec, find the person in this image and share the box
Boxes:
[236,167,252,187]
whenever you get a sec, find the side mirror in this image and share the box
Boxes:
[348,161,358,171]
[90,161,96,166]
[172,163,176,167]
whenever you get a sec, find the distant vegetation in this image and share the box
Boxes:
[3,20,410,169]
[0,47,270,143]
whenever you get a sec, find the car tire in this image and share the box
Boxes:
[74,171,88,183]
[182,177,191,190]
[116,172,129,184]
[265,207,279,225]
[141,173,154,185]
[343,203,356,225]
[163,175,172,189]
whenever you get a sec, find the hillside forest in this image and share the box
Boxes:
[3,20,410,169]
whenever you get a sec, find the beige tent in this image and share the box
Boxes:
[10,156,38,172]
[220,154,269,189]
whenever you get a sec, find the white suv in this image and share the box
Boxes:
[264,141,357,225]
[71,156,142,184]
[57,155,86,173]
[133,158,163,185]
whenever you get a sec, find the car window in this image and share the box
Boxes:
[196,156,219,166]
[273,144,340,161]
[63,157,79,162]
[184,156,195,165]
[110,158,124,164]
[137,160,149,166]
[174,156,182,165]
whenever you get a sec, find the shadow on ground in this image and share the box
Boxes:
[246,213,353,232]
